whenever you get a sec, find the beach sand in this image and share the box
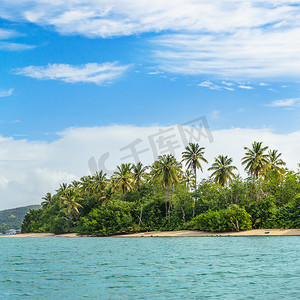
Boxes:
[2,233,78,238]
[2,229,300,237]
[114,228,300,237]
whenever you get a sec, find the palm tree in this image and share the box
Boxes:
[100,183,114,204]
[56,183,69,194]
[182,143,208,186]
[80,175,94,195]
[60,189,83,218]
[70,180,81,189]
[208,155,238,186]
[112,163,134,194]
[241,141,269,181]
[92,171,107,194]
[132,162,148,190]
[181,169,195,190]
[151,154,182,217]
[267,149,286,179]
[182,143,208,217]
[41,192,53,208]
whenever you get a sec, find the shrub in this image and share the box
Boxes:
[193,205,252,232]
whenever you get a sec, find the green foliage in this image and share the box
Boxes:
[0,205,41,232]
[265,195,300,228]
[193,205,252,232]
[77,200,136,236]
[246,196,277,228]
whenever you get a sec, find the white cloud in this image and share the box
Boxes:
[198,81,219,90]
[147,70,163,75]
[238,85,254,90]
[152,27,300,79]
[221,81,234,87]
[198,80,234,91]
[0,88,13,97]
[268,98,300,108]
[1,1,298,37]
[1,1,300,78]
[0,42,35,51]
[0,28,19,39]
[0,28,35,51]
[15,62,130,85]
[0,125,299,210]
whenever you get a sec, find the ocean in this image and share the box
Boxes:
[0,236,299,299]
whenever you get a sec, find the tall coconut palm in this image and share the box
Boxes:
[182,143,207,217]
[112,163,134,194]
[56,183,69,194]
[182,143,208,186]
[41,192,53,208]
[80,175,94,195]
[70,180,81,189]
[208,155,238,186]
[267,149,286,179]
[181,169,195,190]
[241,141,269,181]
[151,154,182,217]
[132,162,148,190]
[100,183,114,204]
[92,171,107,194]
[60,189,83,218]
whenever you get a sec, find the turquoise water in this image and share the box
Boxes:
[0,237,299,299]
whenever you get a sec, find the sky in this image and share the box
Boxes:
[0,0,300,210]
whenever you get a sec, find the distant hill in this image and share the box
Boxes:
[0,205,41,232]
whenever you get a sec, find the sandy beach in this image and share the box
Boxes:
[115,229,300,237]
[2,232,78,238]
[1,229,300,237]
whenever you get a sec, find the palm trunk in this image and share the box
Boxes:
[181,207,186,223]
[168,185,174,217]
[251,174,255,200]
[194,165,197,190]
[138,206,143,226]
[165,187,168,218]
[193,164,197,218]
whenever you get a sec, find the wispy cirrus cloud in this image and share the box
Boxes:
[0,28,35,51]
[198,80,234,91]
[0,41,35,51]
[0,28,19,39]
[267,98,300,108]
[198,80,256,91]
[0,88,14,97]
[152,27,300,79]
[14,62,131,85]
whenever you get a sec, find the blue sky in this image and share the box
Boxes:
[0,1,300,209]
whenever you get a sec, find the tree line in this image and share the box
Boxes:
[21,141,300,235]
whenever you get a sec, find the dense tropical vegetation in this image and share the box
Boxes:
[21,142,300,235]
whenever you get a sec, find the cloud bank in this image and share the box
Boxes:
[0,125,299,210]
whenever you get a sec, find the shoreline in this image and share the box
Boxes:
[1,228,300,238]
